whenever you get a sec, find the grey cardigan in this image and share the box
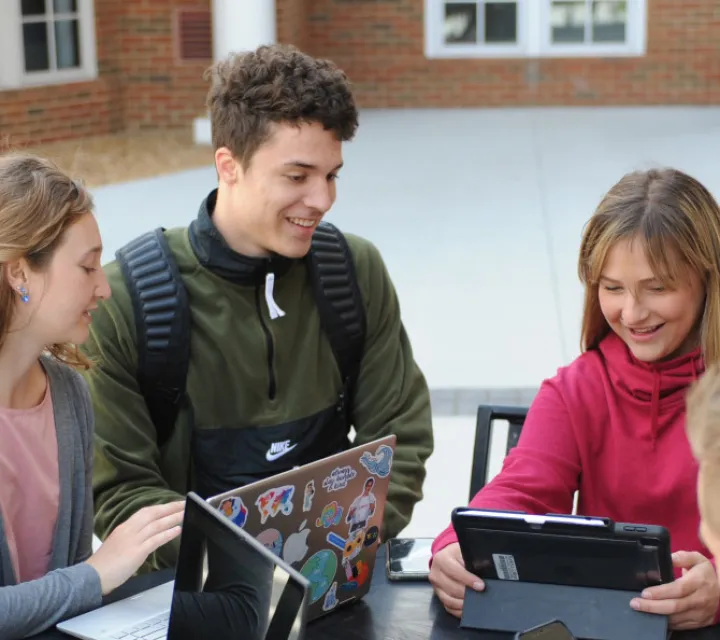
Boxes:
[0,357,102,639]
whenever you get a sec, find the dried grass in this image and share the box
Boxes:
[7,130,214,188]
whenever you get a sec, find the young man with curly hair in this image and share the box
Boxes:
[83,44,434,570]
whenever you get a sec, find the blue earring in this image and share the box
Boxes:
[18,286,29,303]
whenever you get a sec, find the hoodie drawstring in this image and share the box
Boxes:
[265,272,286,320]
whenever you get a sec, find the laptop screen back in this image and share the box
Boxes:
[168,492,309,640]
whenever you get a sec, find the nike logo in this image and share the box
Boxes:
[265,440,297,462]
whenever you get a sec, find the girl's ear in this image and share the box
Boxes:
[3,258,28,292]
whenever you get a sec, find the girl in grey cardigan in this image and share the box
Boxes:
[0,154,185,639]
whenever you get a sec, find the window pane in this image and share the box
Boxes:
[53,0,77,12]
[592,0,626,42]
[550,1,587,44]
[444,3,477,44]
[23,21,49,71]
[485,2,517,43]
[55,19,80,68]
[21,0,46,16]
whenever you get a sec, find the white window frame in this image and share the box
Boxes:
[0,0,98,90]
[425,0,647,59]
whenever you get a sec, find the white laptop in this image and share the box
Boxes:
[56,492,310,640]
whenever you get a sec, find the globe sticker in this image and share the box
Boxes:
[300,549,338,604]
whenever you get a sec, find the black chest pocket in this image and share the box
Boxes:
[192,403,351,498]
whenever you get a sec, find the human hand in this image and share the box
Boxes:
[630,551,720,630]
[429,542,484,618]
[86,501,185,595]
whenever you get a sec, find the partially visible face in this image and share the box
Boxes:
[698,474,720,574]
[598,237,705,362]
[19,213,111,345]
[216,121,343,259]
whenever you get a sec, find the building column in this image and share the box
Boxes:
[194,0,276,145]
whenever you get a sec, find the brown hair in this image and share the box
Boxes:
[686,364,720,535]
[577,168,720,364]
[0,153,93,369]
[205,44,358,168]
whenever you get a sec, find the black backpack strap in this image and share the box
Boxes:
[116,228,191,449]
[307,222,366,420]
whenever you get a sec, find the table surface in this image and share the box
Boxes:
[35,545,720,640]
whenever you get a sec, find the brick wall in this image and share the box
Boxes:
[1,0,212,146]
[0,81,113,147]
[277,0,309,51]
[305,0,720,108]
[0,0,124,146]
[117,0,210,131]
[3,0,720,145]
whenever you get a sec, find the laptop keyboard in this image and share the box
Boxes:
[106,612,169,639]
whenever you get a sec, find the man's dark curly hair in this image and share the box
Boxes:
[205,44,359,168]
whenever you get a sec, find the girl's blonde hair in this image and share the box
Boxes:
[0,153,94,369]
[578,168,720,365]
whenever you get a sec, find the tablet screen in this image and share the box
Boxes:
[460,510,608,528]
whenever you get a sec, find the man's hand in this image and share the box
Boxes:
[630,551,720,630]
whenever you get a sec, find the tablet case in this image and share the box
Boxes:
[453,509,671,640]
[461,578,668,640]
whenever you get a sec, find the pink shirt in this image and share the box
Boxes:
[0,384,60,583]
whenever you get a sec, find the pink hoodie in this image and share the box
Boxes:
[433,332,708,576]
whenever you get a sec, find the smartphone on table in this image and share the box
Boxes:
[515,619,575,639]
[386,537,434,581]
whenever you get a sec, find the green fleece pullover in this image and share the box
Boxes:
[84,209,433,570]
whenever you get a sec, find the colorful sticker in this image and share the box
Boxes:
[359,444,394,478]
[340,548,371,591]
[322,465,358,492]
[256,528,283,558]
[322,581,339,611]
[300,549,338,604]
[326,531,346,552]
[283,519,310,566]
[315,501,344,529]
[218,496,248,529]
[327,529,365,584]
[340,559,370,591]
[303,480,315,513]
[342,529,365,566]
[256,485,295,525]
[363,525,379,548]
[346,477,377,536]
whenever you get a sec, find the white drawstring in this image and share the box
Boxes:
[265,272,286,320]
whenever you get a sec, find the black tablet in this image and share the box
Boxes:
[452,507,674,592]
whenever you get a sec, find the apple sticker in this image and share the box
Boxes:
[283,519,310,565]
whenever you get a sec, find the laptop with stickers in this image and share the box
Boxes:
[207,434,396,622]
